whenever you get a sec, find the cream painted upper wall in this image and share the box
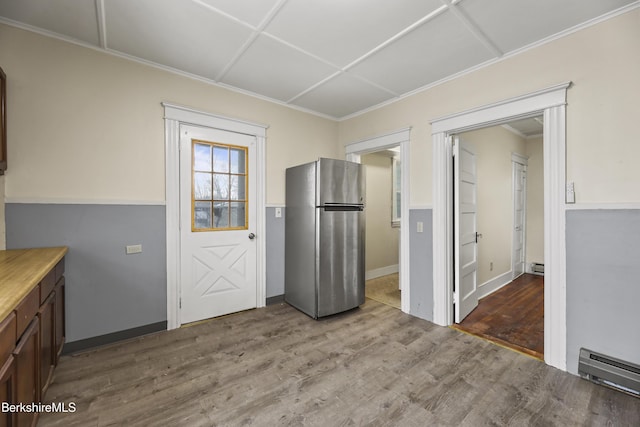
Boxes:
[361,153,399,272]
[0,24,338,205]
[339,9,640,205]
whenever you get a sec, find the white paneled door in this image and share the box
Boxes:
[180,125,257,324]
[454,137,479,323]
[512,159,527,279]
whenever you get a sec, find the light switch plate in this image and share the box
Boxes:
[417,221,424,233]
[275,207,282,218]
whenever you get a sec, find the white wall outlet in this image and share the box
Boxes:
[417,221,424,233]
[126,244,142,255]
[275,207,282,218]
[566,182,576,204]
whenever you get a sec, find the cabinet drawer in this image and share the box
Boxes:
[40,267,56,304]
[0,312,16,363]
[15,286,39,338]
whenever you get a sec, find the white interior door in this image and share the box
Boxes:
[454,137,479,322]
[512,160,527,278]
[179,124,257,324]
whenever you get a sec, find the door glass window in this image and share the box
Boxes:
[192,140,248,231]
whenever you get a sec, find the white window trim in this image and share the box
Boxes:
[346,128,411,313]
[431,82,570,371]
[163,103,267,330]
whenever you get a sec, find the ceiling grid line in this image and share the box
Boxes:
[442,0,503,57]
[94,0,107,49]
[213,0,290,82]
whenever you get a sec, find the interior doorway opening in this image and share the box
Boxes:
[361,149,401,310]
[346,128,411,313]
[451,117,545,359]
[431,82,570,370]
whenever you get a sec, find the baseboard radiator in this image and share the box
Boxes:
[530,262,544,275]
[578,348,640,397]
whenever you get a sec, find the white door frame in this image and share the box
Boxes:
[345,128,411,314]
[163,103,267,330]
[431,82,570,371]
[511,153,529,279]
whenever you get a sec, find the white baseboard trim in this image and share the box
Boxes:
[365,264,399,281]
[477,270,513,300]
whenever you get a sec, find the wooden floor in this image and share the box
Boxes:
[39,299,638,426]
[365,273,401,309]
[453,274,544,360]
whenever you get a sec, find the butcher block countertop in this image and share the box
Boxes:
[0,246,68,320]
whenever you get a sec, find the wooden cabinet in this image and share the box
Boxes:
[0,248,67,427]
[0,355,17,427]
[13,318,39,427]
[54,278,65,363]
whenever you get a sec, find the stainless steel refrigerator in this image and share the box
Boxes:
[285,158,365,319]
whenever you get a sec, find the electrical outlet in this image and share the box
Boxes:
[126,244,142,255]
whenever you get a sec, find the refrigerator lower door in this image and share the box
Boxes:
[317,208,365,317]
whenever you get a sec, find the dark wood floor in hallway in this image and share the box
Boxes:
[454,273,544,359]
[38,297,640,426]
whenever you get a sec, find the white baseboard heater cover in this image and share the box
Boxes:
[531,263,544,275]
[578,348,640,396]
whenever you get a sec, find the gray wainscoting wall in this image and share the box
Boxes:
[266,206,285,300]
[409,209,433,321]
[566,209,640,375]
[6,203,167,345]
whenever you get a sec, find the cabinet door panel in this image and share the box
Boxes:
[0,355,17,427]
[13,317,39,427]
[39,292,55,398]
[54,278,65,363]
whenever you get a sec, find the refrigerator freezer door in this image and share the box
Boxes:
[317,208,365,317]
[317,158,365,206]
[284,161,318,317]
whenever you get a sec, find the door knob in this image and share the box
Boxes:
[248,233,256,240]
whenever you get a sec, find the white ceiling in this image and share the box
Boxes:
[0,0,636,119]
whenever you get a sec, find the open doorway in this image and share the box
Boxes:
[450,117,545,359]
[361,149,401,309]
[345,128,411,313]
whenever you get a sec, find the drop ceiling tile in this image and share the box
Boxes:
[196,0,280,27]
[0,0,100,46]
[264,0,444,67]
[105,0,252,79]
[291,73,395,118]
[350,9,495,95]
[221,34,338,103]
[457,0,636,53]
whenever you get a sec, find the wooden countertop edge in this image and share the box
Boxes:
[0,247,68,320]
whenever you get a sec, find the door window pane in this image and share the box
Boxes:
[213,146,229,173]
[194,202,212,229]
[194,143,212,172]
[213,202,229,228]
[192,139,248,231]
[194,172,212,200]
[230,175,245,200]
[230,148,246,174]
[230,202,246,227]
[213,174,229,199]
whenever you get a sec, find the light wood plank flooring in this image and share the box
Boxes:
[39,300,638,426]
[453,273,544,359]
[365,273,400,309]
